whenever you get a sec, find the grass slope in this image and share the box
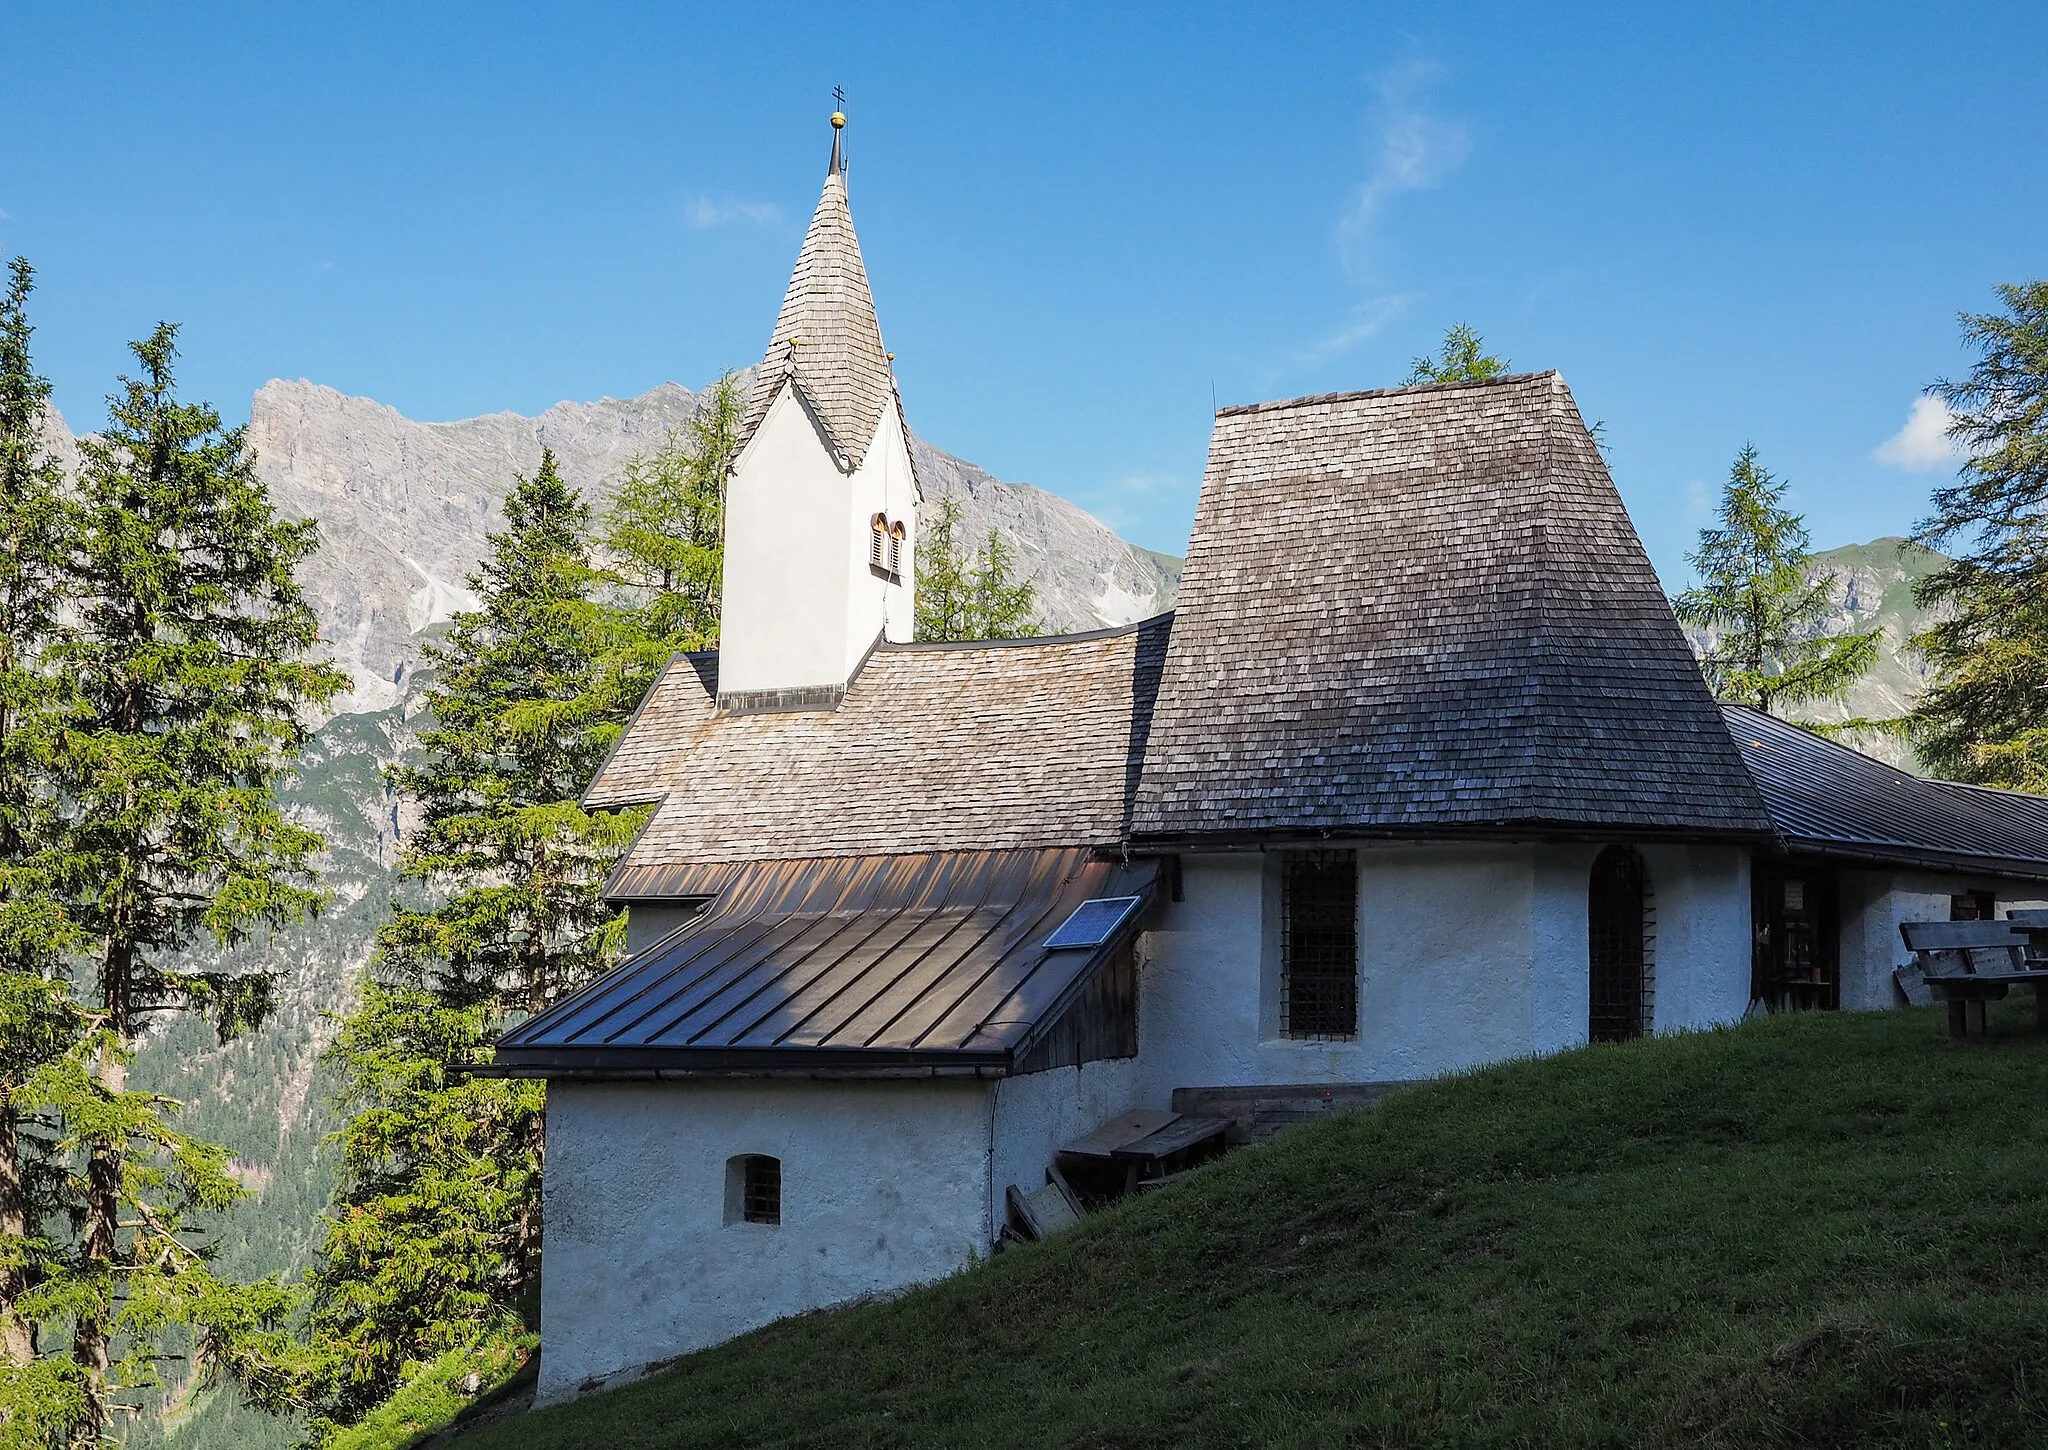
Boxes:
[453,1004,2048,1449]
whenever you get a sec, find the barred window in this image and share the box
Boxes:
[724,1154,781,1226]
[1281,850,1357,1039]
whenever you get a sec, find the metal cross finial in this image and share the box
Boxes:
[833,85,846,111]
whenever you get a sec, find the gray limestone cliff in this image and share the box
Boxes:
[241,377,1179,712]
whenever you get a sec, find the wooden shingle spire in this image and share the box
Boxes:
[736,107,896,472]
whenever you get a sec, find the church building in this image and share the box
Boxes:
[492,114,2048,1402]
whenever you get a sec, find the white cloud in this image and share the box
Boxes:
[1684,479,1711,520]
[687,197,782,229]
[1286,294,1414,372]
[1873,396,1966,472]
[1337,59,1472,278]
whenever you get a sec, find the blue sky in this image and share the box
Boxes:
[4,3,2044,586]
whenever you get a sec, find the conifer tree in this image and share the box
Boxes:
[50,323,345,1440]
[1406,323,1508,385]
[0,257,85,1381]
[297,450,647,1430]
[1909,281,2048,791]
[600,372,743,653]
[914,496,1040,642]
[1674,445,1879,718]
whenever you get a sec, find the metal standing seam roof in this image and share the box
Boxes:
[1727,706,2048,880]
[491,848,1159,1077]
[1131,373,1778,843]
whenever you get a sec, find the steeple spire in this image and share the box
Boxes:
[732,97,895,474]
[829,88,846,177]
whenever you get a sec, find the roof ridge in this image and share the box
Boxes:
[879,611,1173,653]
[1215,370,1560,418]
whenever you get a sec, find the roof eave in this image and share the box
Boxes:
[477,1044,1015,1080]
[1777,835,2048,884]
[1125,820,1781,853]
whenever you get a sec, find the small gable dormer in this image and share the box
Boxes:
[716,108,918,712]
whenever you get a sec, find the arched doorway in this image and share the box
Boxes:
[1589,846,1651,1043]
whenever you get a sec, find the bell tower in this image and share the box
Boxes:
[715,106,919,711]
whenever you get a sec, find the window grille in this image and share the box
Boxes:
[1281,850,1357,1039]
[1589,846,1648,1043]
[870,515,889,572]
[726,1154,781,1226]
[888,521,904,577]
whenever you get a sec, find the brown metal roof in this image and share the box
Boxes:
[493,848,1159,1077]
[1132,373,1777,842]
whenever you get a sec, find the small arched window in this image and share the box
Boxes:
[724,1153,781,1226]
[870,513,889,572]
[888,520,905,577]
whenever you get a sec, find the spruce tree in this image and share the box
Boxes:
[1910,281,2048,791]
[914,496,1041,642]
[0,257,86,1382]
[297,450,647,1430]
[1674,445,1878,718]
[52,323,345,1440]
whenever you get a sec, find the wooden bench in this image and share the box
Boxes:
[2010,909,2048,970]
[1899,919,2048,1037]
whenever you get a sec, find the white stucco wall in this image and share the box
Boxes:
[1837,868,2048,1009]
[1135,841,1753,1101]
[716,383,914,698]
[538,1076,988,1401]
[989,1057,1142,1210]
[1637,844,1753,1031]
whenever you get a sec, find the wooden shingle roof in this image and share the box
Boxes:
[589,616,1170,878]
[1130,373,1776,842]
[735,164,897,472]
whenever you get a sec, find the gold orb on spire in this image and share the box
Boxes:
[830,111,846,129]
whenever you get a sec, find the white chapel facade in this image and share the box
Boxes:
[492,115,2048,1402]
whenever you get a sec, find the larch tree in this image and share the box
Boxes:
[600,371,743,654]
[1406,323,1508,385]
[914,496,1040,643]
[1674,444,1878,718]
[1909,281,2048,792]
[295,449,648,1433]
[51,323,345,1442]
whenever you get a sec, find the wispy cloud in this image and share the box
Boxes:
[0,208,11,223]
[1287,294,1414,373]
[687,197,782,229]
[1684,479,1712,520]
[1873,396,1966,472]
[1338,58,1472,280]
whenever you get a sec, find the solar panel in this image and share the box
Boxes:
[1043,895,1143,950]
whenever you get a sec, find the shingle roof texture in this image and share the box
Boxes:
[495,848,1157,1073]
[588,616,1170,874]
[1131,373,1776,839]
[1727,705,2048,879]
[735,166,896,472]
